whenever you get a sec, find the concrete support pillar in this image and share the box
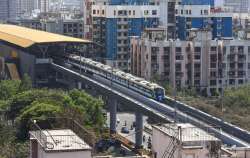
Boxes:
[135,112,143,149]
[77,82,82,89]
[110,98,117,134]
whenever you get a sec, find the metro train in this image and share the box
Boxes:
[66,54,165,101]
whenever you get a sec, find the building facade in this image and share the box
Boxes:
[152,123,222,158]
[0,0,18,21]
[92,4,160,72]
[175,4,233,40]
[158,0,176,39]
[232,13,250,40]
[224,0,249,13]
[131,29,250,95]
[12,16,84,39]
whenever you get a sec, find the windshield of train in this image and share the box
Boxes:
[155,88,165,101]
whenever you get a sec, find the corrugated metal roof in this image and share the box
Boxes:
[0,24,91,48]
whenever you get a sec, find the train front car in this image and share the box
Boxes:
[154,87,165,102]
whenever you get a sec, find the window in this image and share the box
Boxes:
[129,10,131,15]
[133,10,135,15]
[164,47,170,53]
[189,10,191,14]
[118,10,123,15]
[200,10,203,15]
[144,10,149,15]
[176,54,183,60]
[194,54,200,60]
[239,79,244,84]
[210,80,216,86]
[152,10,157,15]
[102,10,105,14]
[181,9,183,14]
[93,10,96,14]
[176,47,181,52]
[211,46,217,51]
[114,10,116,15]
[194,47,200,52]
[204,10,208,15]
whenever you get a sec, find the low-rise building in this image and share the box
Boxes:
[152,123,221,158]
[131,28,250,95]
[30,129,92,158]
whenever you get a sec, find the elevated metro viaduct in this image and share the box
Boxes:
[0,24,168,148]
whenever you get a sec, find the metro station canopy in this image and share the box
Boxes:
[0,24,92,48]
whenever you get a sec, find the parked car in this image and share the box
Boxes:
[121,127,129,134]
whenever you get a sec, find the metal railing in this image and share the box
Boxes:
[29,117,97,150]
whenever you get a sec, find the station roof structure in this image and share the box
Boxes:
[0,24,91,48]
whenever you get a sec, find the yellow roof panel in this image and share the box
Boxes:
[0,24,91,48]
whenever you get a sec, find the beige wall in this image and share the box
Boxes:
[131,35,250,96]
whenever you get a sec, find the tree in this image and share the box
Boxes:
[69,89,105,128]
[17,102,62,139]
[0,80,20,100]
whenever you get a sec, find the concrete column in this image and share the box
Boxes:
[77,82,82,89]
[135,112,143,149]
[110,98,117,134]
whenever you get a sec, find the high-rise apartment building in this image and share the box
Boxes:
[175,0,233,40]
[0,0,18,21]
[224,0,249,12]
[19,0,36,15]
[159,0,176,39]
[92,4,160,72]
[131,29,250,96]
[40,0,50,12]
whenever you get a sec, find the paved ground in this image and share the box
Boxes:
[106,112,152,150]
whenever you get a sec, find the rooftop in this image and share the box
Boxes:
[30,129,92,152]
[0,24,91,48]
[153,123,219,142]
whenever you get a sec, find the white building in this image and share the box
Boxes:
[29,129,92,158]
[152,123,221,158]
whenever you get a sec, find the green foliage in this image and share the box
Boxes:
[6,89,72,120]
[0,121,29,158]
[16,102,62,139]
[0,80,105,157]
[69,89,105,128]
[18,102,62,121]
[177,87,197,97]
[163,81,174,95]
[0,80,21,100]
[223,85,250,107]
